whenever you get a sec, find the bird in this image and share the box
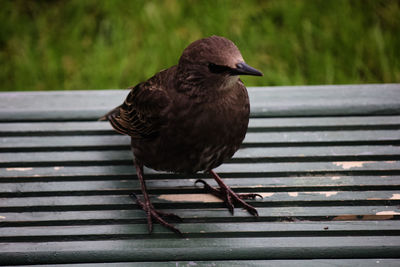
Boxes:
[101,35,263,235]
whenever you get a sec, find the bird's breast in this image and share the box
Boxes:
[170,85,249,143]
[133,84,250,173]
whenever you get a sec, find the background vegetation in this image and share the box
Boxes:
[1,0,399,91]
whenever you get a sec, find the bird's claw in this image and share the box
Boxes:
[195,179,208,188]
[194,179,260,216]
[195,179,222,195]
[158,211,183,222]
[130,194,183,235]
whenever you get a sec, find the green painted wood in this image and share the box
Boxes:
[1,130,398,152]
[1,115,399,136]
[0,237,399,264]
[1,191,398,209]
[1,160,399,181]
[0,90,126,122]
[249,84,400,117]
[0,84,400,121]
[247,115,400,129]
[0,135,130,151]
[1,146,399,167]
[0,121,111,135]
[1,176,398,194]
[14,259,400,267]
[1,206,399,223]
[244,130,400,144]
[1,85,400,265]
[1,221,399,238]
[214,161,400,173]
[2,129,400,147]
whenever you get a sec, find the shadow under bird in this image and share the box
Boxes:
[101,35,263,235]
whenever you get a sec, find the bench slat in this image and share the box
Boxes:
[1,206,399,223]
[1,221,399,239]
[1,160,399,179]
[1,84,400,121]
[12,259,400,267]
[1,115,399,135]
[1,190,398,207]
[1,237,399,264]
[1,146,400,167]
[1,130,399,151]
[1,176,399,195]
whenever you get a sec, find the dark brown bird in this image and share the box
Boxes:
[101,36,263,234]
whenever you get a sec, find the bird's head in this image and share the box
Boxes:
[177,36,262,91]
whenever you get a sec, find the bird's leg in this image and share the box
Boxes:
[195,170,262,216]
[132,159,182,235]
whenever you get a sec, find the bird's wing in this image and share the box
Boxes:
[103,76,170,139]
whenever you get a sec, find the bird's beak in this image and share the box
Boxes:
[234,62,263,76]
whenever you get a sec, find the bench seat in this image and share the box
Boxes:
[1,84,400,265]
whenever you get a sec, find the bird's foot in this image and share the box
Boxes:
[130,194,183,235]
[195,179,262,216]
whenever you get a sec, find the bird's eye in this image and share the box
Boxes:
[208,63,231,74]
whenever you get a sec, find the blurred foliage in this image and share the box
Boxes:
[0,0,399,91]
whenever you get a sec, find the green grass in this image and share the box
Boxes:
[1,0,399,91]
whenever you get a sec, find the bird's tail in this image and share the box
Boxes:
[98,115,108,121]
[98,105,122,121]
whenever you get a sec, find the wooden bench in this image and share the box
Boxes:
[1,84,400,266]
